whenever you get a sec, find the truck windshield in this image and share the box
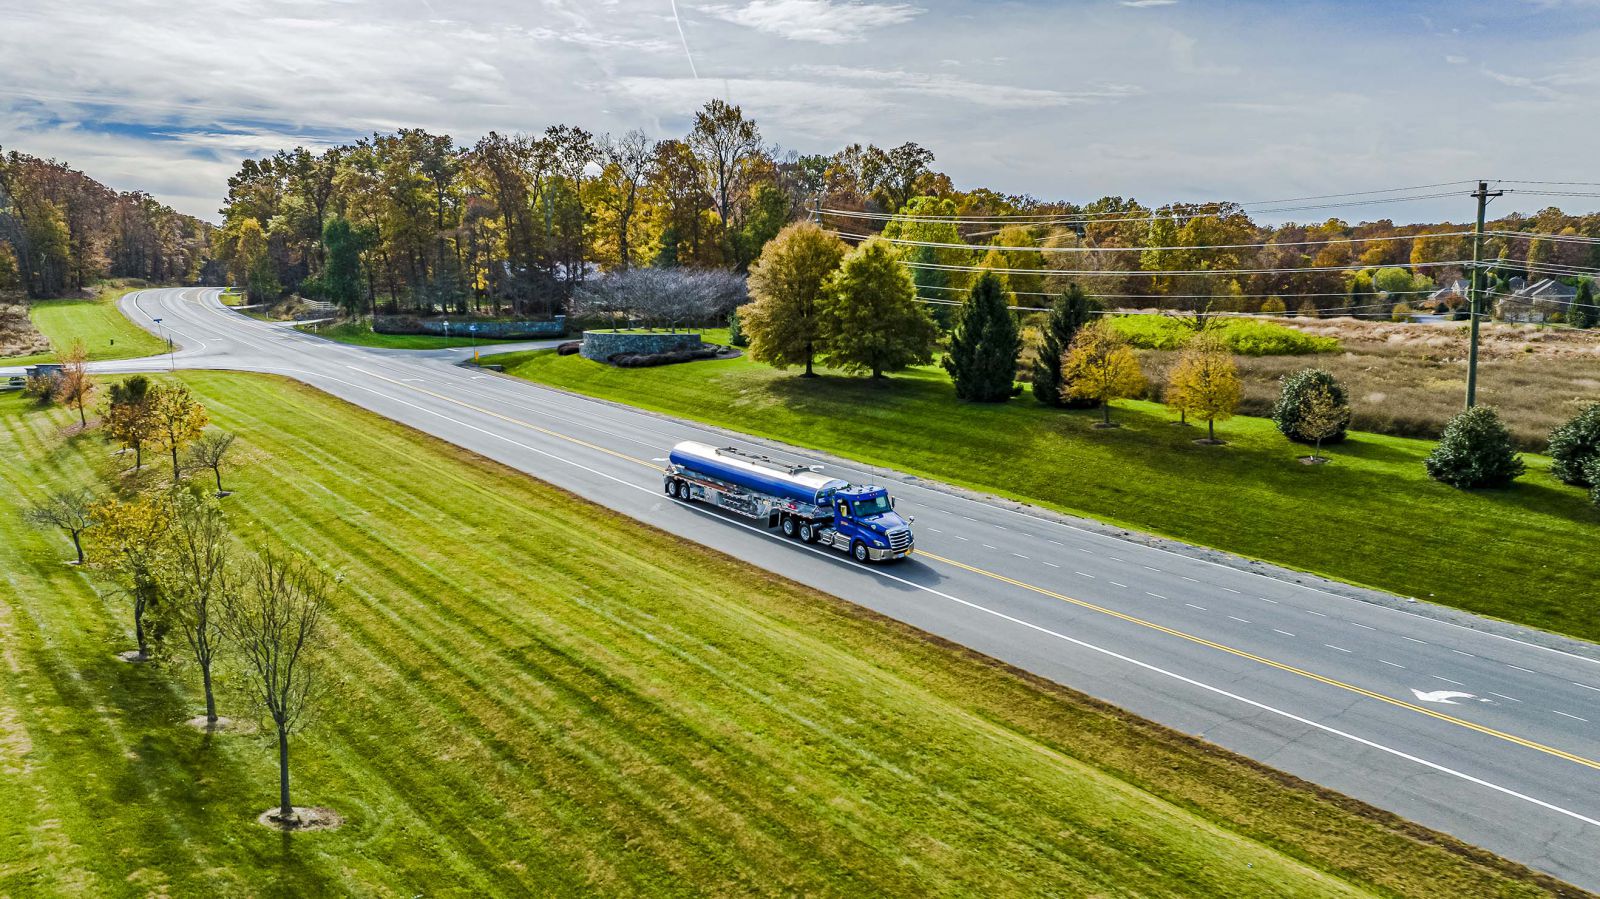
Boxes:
[853,494,892,517]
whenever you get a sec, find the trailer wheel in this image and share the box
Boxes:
[676,481,693,501]
[664,478,678,497]
[852,541,870,563]
[798,521,816,543]
[779,515,797,538]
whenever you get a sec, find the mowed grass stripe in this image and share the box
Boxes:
[0,374,1576,897]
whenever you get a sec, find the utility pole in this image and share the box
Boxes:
[1464,180,1503,409]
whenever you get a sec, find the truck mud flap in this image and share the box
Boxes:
[767,510,781,529]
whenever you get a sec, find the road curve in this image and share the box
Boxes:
[30,288,1600,889]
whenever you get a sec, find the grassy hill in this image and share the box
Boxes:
[0,374,1568,896]
[3,282,170,365]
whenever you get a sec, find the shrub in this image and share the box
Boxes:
[1259,296,1287,314]
[1390,303,1413,322]
[610,345,723,367]
[556,340,582,356]
[1106,316,1337,356]
[728,308,748,348]
[1548,402,1600,487]
[1272,369,1351,445]
[23,374,56,405]
[1587,458,1600,511]
[1425,406,1525,489]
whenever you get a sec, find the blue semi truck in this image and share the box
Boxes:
[664,441,914,562]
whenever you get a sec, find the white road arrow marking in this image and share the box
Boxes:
[1411,689,1476,705]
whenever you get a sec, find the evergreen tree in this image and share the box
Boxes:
[1547,402,1600,487]
[1272,369,1351,445]
[1425,406,1525,489]
[819,238,939,378]
[322,216,364,315]
[943,271,1020,402]
[1031,284,1097,407]
[1571,280,1597,330]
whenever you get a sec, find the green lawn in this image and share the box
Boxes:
[4,282,170,365]
[296,318,531,350]
[0,375,1566,897]
[488,342,1600,644]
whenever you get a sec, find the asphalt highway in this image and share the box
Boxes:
[17,287,1600,888]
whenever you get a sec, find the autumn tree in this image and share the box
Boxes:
[1031,284,1096,407]
[688,100,762,234]
[1062,320,1144,426]
[189,431,237,496]
[943,270,1020,402]
[1166,334,1241,443]
[743,222,847,376]
[54,340,95,427]
[1291,385,1344,463]
[594,129,655,270]
[105,374,155,469]
[92,492,173,661]
[150,383,209,483]
[161,488,232,727]
[23,487,96,565]
[1272,369,1350,446]
[221,545,338,826]
[819,238,939,378]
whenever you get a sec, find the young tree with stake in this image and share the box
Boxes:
[92,492,173,661]
[55,340,95,428]
[221,546,337,826]
[1295,386,1345,464]
[161,488,232,727]
[150,383,209,483]
[23,488,96,565]
[188,431,237,496]
[105,375,156,470]
[1166,334,1241,444]
[1061,320,1145,426]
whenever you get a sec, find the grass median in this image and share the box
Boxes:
[0,374,1571,896]
[488,342,1600,644]
[5,282,171,365]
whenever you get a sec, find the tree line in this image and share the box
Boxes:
[22,371,339,829]
[0,148,214,298]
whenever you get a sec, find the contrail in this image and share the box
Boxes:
[668,0,700,79]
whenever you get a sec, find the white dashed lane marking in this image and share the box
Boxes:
[1507,664,1536,674]
[1075,571,1096,579]
[1110,581,1128,588]
[1273,629,1295,637]
[1010,552,1028,559]
[1306,610,1328,618]
[1490,692,1522,703]
[1452,650,1475,658]
[1325,644,1353,653]
[1257,597,1279,604]
[1401,636,1428,645]
[1433,675,1467,686]
[1576,683,1600,694]
[1041,561,1060,569]
[1185,603,1207,611]
[1228,616,1251,624]
[1379,659,1407,669]
[1220,587,1241,594]
[1555,711,1590,723]
[1349,622,1375,631]
[1146,592,1167,600]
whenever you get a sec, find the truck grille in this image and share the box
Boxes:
[887,528,912,551]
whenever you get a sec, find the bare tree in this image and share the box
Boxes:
[188,431,237,496]
[161,489,232,726]
[688,99,762,232]
[23,488,96,564]
[221,545,336,825]
[596,129,654,270]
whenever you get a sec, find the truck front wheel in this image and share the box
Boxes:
[852,541,870,563]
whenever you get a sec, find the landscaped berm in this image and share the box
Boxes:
[0,374,1573,896]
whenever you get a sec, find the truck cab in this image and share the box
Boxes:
[821,485,915,562]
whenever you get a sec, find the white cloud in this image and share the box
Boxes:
[698,0,922,44]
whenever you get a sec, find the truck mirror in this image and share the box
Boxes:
[890,498,896,508]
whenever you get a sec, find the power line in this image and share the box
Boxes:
[913,283,1445,300]
[899,258,1476,278]
[830,228,1476,255]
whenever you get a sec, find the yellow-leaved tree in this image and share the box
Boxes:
[743,221,848,377]
[1062,320,1144,427]
[151,383,209,483]
[1166,334,1241,444]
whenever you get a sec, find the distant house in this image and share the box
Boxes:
[1429,278,1468,310]
[1495,278,1577,323]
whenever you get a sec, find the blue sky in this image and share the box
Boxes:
[2,0,1597,223]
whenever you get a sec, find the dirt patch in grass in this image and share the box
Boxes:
[256,806,343,832]
[0,302,50,358]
